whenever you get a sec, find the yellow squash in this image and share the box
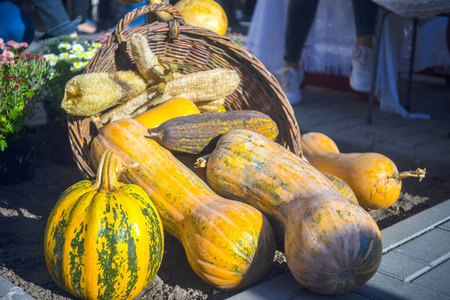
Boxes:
[301,132,425,210]
[201,129,383,295]
[134,97,200,129]
[89,119,276,291]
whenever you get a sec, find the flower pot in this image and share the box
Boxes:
[0,128,37,185]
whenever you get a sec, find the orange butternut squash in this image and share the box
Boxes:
[301,132,425,210]
[89,119,276,291]
[200,129,382,295]
[133,97,200,129]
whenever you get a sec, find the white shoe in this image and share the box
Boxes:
[350,46,374,93]
[275,67,304,104]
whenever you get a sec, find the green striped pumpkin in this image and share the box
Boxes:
[44,149,164,300]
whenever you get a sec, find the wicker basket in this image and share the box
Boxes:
[68,3,302,179]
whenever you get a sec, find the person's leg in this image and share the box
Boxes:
[284,0,320,70]
[276,0,319,104]
[31,0,80,38]
[351,0,377,47]
[74,0,96,33]
[349,0,378,92]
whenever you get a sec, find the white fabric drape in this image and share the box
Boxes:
[246,0,450,119]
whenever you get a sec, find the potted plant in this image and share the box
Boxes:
[37,34,108,165]
[0,39,51,184]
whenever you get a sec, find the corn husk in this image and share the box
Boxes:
[95,86,159,127]
[61,71,147,116]
[160,68,240,102]
[195,98,226,112]
[130,34,165,84]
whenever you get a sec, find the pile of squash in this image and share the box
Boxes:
[43,33,426,300]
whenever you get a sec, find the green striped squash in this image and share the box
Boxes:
[202,129,382,295]
[44,149,164,300]
[322,172,358,204]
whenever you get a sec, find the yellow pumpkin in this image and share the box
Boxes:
[44,149,164,300]
[174,0,228,35]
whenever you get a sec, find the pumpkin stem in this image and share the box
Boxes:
[394,168,426,182]
[92,149,124,192]
[147,132,159,137]
[194,154,210,168]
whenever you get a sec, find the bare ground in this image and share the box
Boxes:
[1,128,449,300]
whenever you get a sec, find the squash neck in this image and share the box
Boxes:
[93,149,125,192]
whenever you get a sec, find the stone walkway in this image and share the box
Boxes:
[229,199,450,300]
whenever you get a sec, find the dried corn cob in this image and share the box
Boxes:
[160,68,240,103]
[195,98,226,112]
[95,86,159,127]
[61,71,147,116]
[130,33,165,84]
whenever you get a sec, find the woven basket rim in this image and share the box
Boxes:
[67,3,302,179]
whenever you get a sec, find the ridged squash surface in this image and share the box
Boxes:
[89,119,276,290]
[203,129,382,295]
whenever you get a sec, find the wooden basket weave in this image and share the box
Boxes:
[68,3,302,179]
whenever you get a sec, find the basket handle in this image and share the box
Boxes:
[113,3,185,44]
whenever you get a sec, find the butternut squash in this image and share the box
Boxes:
[301,132,425,210]
[200,129,382,295]
[134,97,200,129]
[89,119,276,291]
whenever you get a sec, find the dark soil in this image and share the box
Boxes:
[1,126,449,300]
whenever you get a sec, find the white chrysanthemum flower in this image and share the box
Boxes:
[43,54,59,67]
[58,42,72,51]
[91,42,101,49]
[71,43,85,53]
[59,52,69,60]
[83,52,94,59]
[71,61,85,71]
[68,54,77,61]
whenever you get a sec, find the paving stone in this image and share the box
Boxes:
[431,200,450,214]
[438,220,450,231]
[356,271,449,300]
[291,291,368,300]
[394,228,450,264]
[412,259,450,297]
[381,201,450,251]
[227,272,307,300]
[0,276,35,300]
[227,272,370,300]
[378,251,428,281]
